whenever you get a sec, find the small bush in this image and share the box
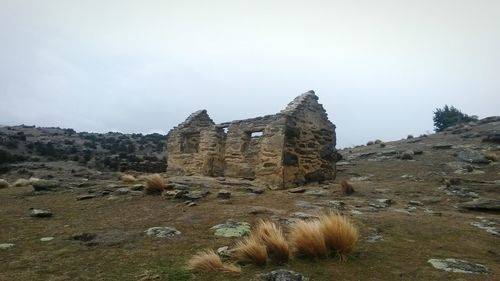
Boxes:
[318,213,359,261]
[234,237,268,266]
[252,220,289,264]
[120,174,136,183]
[340,180,354,195]
[289,220,327,258]
[0,179,10,189]
[144,174,166,195]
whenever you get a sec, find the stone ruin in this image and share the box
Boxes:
[166,91,337,189]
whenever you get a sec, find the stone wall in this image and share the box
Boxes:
[165,91,337,188]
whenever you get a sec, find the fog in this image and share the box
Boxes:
[1,0,499,147]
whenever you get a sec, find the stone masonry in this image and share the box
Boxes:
[166,91,337,189]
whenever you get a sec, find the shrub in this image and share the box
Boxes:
[318,213,359,261]
[0,179,10,189]
[252,220,289,264]
[234,236,268,266]
[120,174,136,183]
[340,180,354,195]
[289,220,327,258]
[144,174,166,195]
[433,105,477,132]
[187,249,241,274]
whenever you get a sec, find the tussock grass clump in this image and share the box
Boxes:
[483,151,498,162]
[0,179,10,189]
[144,174,166,195]
[318,213,359,261]
[13,179,30,187]
[120,174,136,183]
[187,250,241,274]
[289,220,327,258]
[234,237,268,266]
[340,180,354,195]
[253,220,290,264]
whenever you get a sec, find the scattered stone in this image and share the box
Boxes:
[459,199,500,212]
[32,180,58,191]
[0,243,15,250]
[113,187,131,195]
[217,190,231,199]
[30,208,53,218]
[182,190,209,200]
[288,187,306,193]
[130,184,145,191]
[442,185,479,199]
[211,220,251,238]
[71,233,97,243]
[185,201,198,207]
[304,190,329,197]
[408,200,423,206]
[340,180,354,195]
[350,175,372,182]
[145,227,181,238]
[428,258,489,274]
[0,179,10,189]
[366,228,383,242]
[482,131,500,144]
[76,194,97,201]
[216,246,231,257]
[256,270,309,281]
[40,237,54,242]
[289,212,318,220]
[471,218,499,236]
[243,186,265,194]
[432,143,453,150]
[369,199,392,208]
[457,149,490,164]
[247,206,286,215]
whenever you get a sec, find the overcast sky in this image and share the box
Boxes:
[1,1,499,148]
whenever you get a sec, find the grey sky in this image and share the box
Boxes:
[1,0,499,148]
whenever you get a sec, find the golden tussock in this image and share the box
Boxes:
[0,179,9,189]
[187,249,223,273]
[289,220,328,258]
[120,174,136,183]
[483,151,498,162]
[252,220,290,264]
[340,180,354,195]
[144,174,166,195]
[318,213,359,261]
[233,236,268,266]
[13,178,30,187]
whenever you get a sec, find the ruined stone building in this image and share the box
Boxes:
[166,91,337,188]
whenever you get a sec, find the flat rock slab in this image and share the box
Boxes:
[256,270,309,281]
[30,209,53,218]
[211,220,250,237]
[288,187,306,193]
[471,218,500,236]
[40,237,54,242]
[145,227,181,238]
[457,149,490,164]
[432,144,453,149]
[76,194,97,201]
[0,243,15,250]
[428,258,489,274]
[32,180,58,191]
[71,231,139,246]
[459,199,500,212]
[247,206,286,216]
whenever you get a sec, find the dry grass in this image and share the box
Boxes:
[340,180,354,195]
[120,174,136,183]
[252,220,289,264]
[289,220,328,258]
[483,151,498,162]
[187,249,241,275]
[233,237,268,266]
[319,213,359,261]
[144,174,166,195]
[13,179,31,187]
[0,179,10,189]
[187,249,223,273]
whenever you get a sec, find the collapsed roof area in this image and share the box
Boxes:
[166,91,337,189]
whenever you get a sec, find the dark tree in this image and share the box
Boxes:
[433,105,477,132]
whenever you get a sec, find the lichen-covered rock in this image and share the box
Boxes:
[32,180,58,191]
[457,149,490,164]
[0,243,15,250]
[428,258,489,274]
[256,270,309,281]
[145,227,181,238]
[211,220,250,237]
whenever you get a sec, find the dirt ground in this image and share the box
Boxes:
[1,122,499,281]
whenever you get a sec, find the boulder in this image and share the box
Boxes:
[0,243,15,250]
[211,220,251,237]
[459,199,500,212]
[217,190,231,199]
[256,270,309,281]
[32,180,58,191]
[30,209,53,218]
[145,227,181,238]
[457,149,490,164]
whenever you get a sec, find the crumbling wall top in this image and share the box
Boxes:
[281,90,318,114]
[176,109,214,130]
